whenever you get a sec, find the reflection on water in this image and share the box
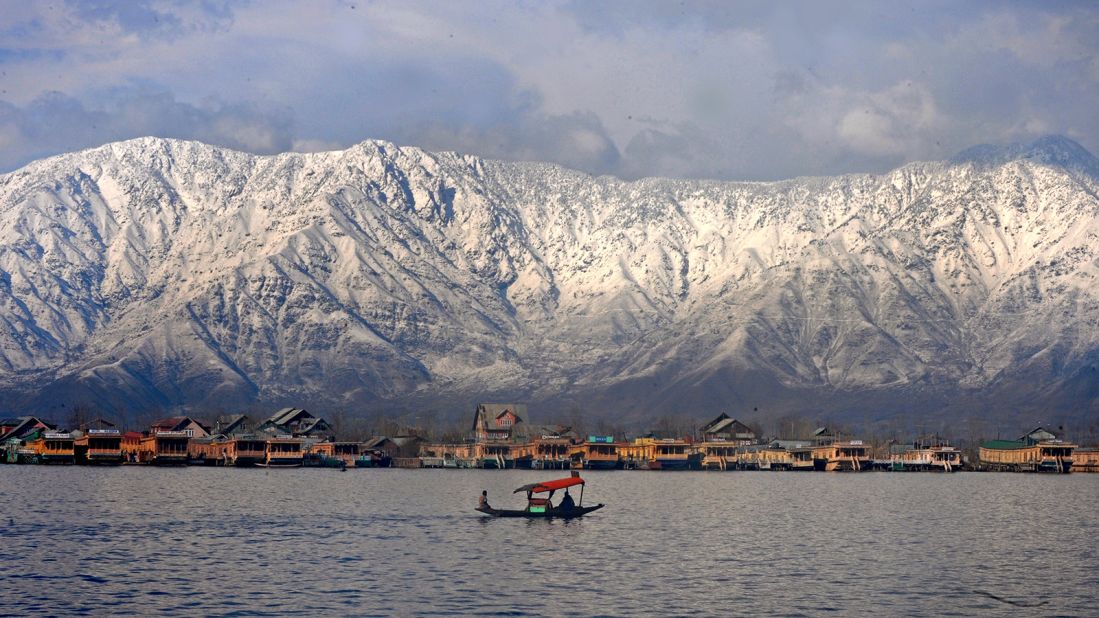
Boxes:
[1,467,1096,616]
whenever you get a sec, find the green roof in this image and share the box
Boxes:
[981,439,1028,450]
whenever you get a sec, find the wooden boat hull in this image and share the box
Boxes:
[476,504,604,519]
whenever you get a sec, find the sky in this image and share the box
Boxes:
[0,0,1097,180]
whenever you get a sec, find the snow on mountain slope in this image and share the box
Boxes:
[1,136,1097,425]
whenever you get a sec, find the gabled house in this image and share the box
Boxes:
[0,416,56,440]
[257,408,333,438]
[214,414,251,436]
[1021,426,1059,444]
[700,413,756,443]
[363,436,400,458]
[392,435,427,458]
[80,417,117,431]
[149,416,211,438]
[471,403,529,443]
[811,426,838,445]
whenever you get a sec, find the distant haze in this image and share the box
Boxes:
[1,2,1098,181]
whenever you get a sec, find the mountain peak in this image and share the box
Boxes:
[950,135,1098,175]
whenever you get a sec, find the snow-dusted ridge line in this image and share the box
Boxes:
[0,135,1097,423]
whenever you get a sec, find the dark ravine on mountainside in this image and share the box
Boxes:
[1,135,1097,428]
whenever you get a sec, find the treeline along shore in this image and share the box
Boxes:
[3,404,1098,473]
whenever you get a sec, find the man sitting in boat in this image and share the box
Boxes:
[559,489,575,511]
[479,490,490,509]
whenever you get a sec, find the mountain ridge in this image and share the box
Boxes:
[1,135,1098,430]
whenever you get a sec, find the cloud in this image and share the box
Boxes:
[0,1,1097,180]
[0,90,294,171]
[414,110,622,177]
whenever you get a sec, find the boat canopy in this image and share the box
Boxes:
[513,476,585,494]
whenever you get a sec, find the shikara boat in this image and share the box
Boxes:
[475,472,604,519]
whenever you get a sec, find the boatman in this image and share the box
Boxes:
[479,490,490,509]
[560,489,575,511]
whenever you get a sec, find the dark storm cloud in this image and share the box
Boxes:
[0,1,1097,179]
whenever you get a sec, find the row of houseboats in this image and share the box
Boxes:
[423,436,1093,473]
[2,429,389,468]
[3,405,1094,474]
[422,436,970,471]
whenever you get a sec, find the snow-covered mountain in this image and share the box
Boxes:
[2,136,1098,428]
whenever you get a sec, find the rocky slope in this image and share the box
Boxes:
[1,136,1097,428]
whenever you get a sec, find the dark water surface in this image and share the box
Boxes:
[1,467,1096,616]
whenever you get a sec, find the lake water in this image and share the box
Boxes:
[1,467,1096,616]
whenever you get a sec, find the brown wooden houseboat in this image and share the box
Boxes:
[1072,448,1099,473]
[736,445,795,470]
[699,441,739,470]
[889,443,962,472]
[979,440,1075,473]
[28,432,76,464]
[139,431,191,464]
[75,429,123,464]
[264,437,304,467]
[571,437,619,470]
[812,440,872,471]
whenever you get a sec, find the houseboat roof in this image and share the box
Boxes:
[513,476,585,494]
[701,414,755,437]
[982,439,1029,450]
[363,436,395,449]
[215,414,249,434]
[471,403,528,431]
[267,408,310,425]
[150,416,211,434]
[984,438,1074,450]
[0,416,56,439]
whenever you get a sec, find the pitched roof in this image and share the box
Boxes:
[265,408,313,426]
[0,416,55,439]
[150,416,211,434]
[701,413,731,433]
[1020,426,1058,442]
[296,417,331,435]
[982,439,1028,450]
[703,416,754,437]
[472,403,528,431]
[364,436,395,449]
[150,416,187,430]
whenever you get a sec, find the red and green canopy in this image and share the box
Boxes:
[513,476,585,494]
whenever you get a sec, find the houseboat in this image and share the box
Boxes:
[480,443,513,469]
[3,438,37,464]
[28,432,76,464]
[572,436,620,470]
[1073,448,1099,473]
[139,431,191,464]
[330,442,364,467]
[264,437,304,467]
[187,437,221,465]
[812,441,872,471]
[75,429,123,465]
[302,441,358,468]
[520,435,571,469]
[736,444,794,470]
[227,437,269,466]
[652,439,692,470]
[788,446,815,470]
[699,441,739,470]
[889,443,963,472]
[979,440,1075,473]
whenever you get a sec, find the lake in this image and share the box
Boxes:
[1,467,1096,616]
